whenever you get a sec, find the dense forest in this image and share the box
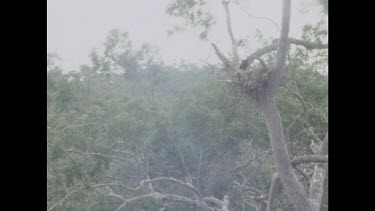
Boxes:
[47,0,328,210]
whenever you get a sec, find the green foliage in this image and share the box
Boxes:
[48,24,327,210]
[320,0,328,14]
[166,0,214,39]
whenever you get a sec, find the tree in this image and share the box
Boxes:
[167,0,328,210]
[47,1,328,210]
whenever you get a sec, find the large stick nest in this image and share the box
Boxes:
[224,60,274,98]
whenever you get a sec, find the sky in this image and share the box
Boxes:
[47,0,325,71]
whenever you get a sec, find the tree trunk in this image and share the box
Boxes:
[257,1,313,210]
[259,95,312,211]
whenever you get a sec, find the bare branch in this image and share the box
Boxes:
[239,6,280,32]
[112,192,216,211]
[48,186,84,211]
[291,155,328,166]
[71,105,120,145]
[110,149,137,159]
[211,42,239,73]
[240,38,327,71]
[222,0,239,65]
[106,186,125,201]
[61,122,100,134]
[145,156,155,193]
[63,148,90,187]
[197,147,203,190]
[289,38,328,50]
[142,177,202,198]
[228,158,254,175]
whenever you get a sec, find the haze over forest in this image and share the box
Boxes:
[47,1,328,211]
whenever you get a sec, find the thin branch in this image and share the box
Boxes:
[47,165,63,182]
[228,158,255,175]
[289,38,328,50]
[211,42,239,73]
[71,105,119,145]
[197,147,203,190]
[203,196,228,208]
[48,186,84,211]
[146,156,155,193]
[160,122,192,184]
[266,173,280,211]
[222,0,239,65]
[61,122,100,134]
[283,84,307,155]
[142,177,202,198]
[111,192,216,211]
[303,122,322,144]
[239,6,280,32]
[106,186,125,201]
[66,148,133,164]
[63,148,90,187]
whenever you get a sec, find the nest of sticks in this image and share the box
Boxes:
[223,59,273,98]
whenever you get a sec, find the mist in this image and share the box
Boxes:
[47,1,328,210]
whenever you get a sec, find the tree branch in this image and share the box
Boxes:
[291,155,328,166]
[160,122,193,184]
[66,148,134,164]
[222,0,239,65]
[266,173,280,211]
[283,84,307,155]
[308,133,328,211]
[239,6,280,32]
[197,147,203,191]
[211,42,239,73]
[48,186,84,211]
[239,38,327,71]
[142,177,202,198]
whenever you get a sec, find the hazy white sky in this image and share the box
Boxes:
[47,0,324,71]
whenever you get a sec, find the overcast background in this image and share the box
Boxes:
[47,0,324,71]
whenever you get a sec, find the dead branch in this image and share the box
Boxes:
[48,185,85,211]
[142,177,202,198]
